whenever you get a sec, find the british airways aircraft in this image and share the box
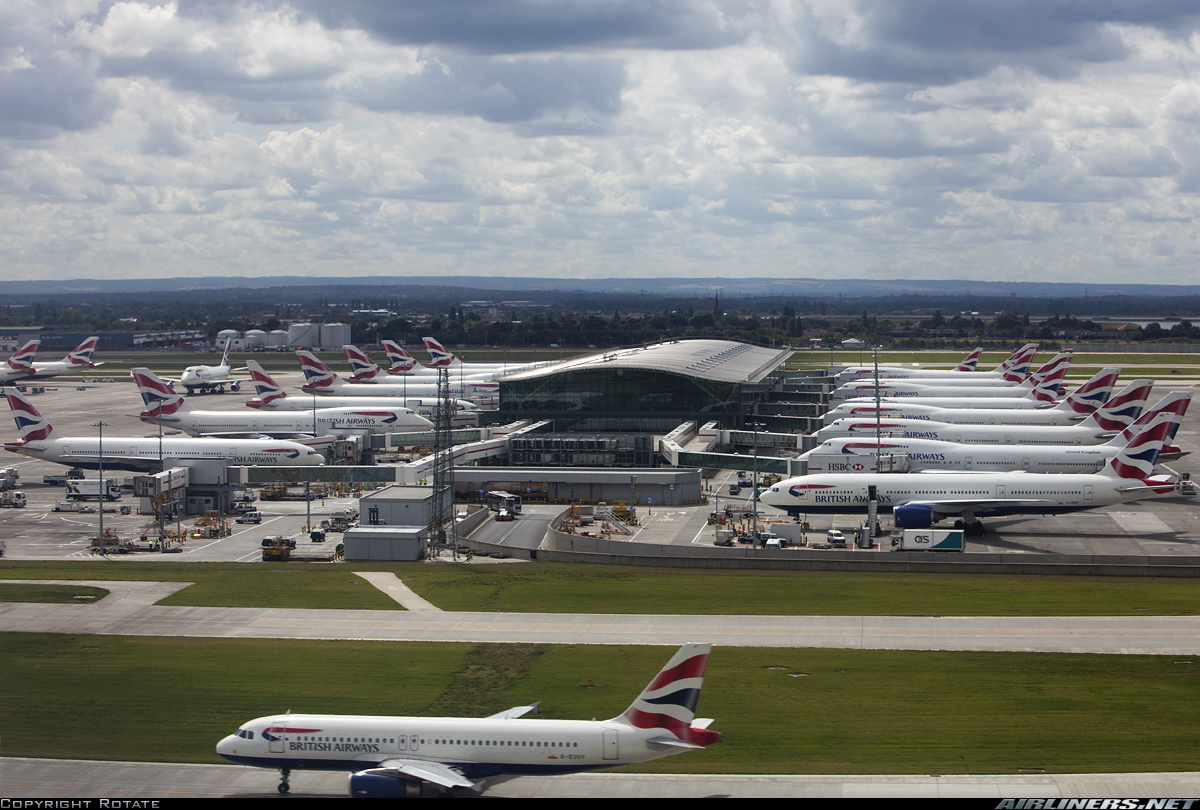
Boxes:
[0,340,39,384]
[799,399,1189,474]
[24,336,105,380]
[833,343,1037,385]
[166,340,246,395]
[131,368,432,438]
[4,390,325,471]
[816,380,1158,445]
[216,643,720,797]
[242,361,477,417]
[828,352,1073,405]
[822,369,1120,426]
[760,421,1179,533]
[296,351,499,401]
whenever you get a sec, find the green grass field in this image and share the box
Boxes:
[4,561,1199,615]
[2,634,1197,774]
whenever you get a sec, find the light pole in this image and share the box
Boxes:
[92,421,108,546]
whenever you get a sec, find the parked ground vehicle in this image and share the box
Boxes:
[0,491,26,508]
[235,511,263,524]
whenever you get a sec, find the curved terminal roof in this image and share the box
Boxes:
[498,339,792,385]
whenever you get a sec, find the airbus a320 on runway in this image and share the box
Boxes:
[216,643,720,797]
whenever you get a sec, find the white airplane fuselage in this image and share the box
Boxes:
[815,418,1113,446]
[144,407,432,438]
[800,436,1122,474]
[823,403,1083,426]
[5,436,326,472]
[217,712,669,783]
[759,470,1172,520]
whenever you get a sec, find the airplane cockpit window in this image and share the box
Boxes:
[235,728,255,739]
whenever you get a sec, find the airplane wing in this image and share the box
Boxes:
[485,703,539,720]
[909,498,1053,519]
[367,760,476,790]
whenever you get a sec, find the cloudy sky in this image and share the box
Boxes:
[3,0,1200,284]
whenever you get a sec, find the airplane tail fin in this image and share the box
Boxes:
[1054,368,1120,415]
[1108,392,1192,447]
[297,351,341,392]
[5,340,39,374]
[996,343,1038,378]
[613,643,720,749]
[343,345,384,381]
[381,340,420,373]
[244,361,288,407]
[954,348,983,372]
[131,368,189,418]
[65,336,101,367]
[1081,380,1153,432]
[220,339,232,367]
[1026,351,1073,386]
[5,389,58,443]
[1102,419,1172,480]
[421,336,457,369]
[1028,363,1069,402]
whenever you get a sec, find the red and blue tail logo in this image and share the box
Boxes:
[1063,369,1119,413]
[1090,380,1153,431]
[381,340,419,373]
[954,348,982,372]
[1109,420,1170,479]
[6,340,38,373]
[422,337,456,368]
[343,346,382,381]
[619,643,719,748]
[297,352,338,391]
[5,391,56,442]
[132,369,185,416]
[247,363,286,404]
[67,337,100,367]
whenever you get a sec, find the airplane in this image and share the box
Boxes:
[822,369,1120,426]
[168,340,246,395]
[798,400,1189,475]
[24,337,105,380]
[216,642,721,797]
[342,345,497,384]
[828,353,1074,406]
[3,390,325,472]
[297,351,500,401]
[131,368,433,438]
[421,336,539,375]
[242,361,478,416]
[759,420,1180,534]
[0,340,39,384]
[815,380,1157,446]
[833,344,1038,385]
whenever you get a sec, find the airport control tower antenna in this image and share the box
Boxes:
[429,365,457,558]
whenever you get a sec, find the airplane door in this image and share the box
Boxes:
[996,485,1006,498]
[1084,485,1093,502]
[964,456,972,470]
[269,726,285,754]
[1022,457,1030,471]
[603,729,619,760]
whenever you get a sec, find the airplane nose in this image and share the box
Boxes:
[215,735,237,758]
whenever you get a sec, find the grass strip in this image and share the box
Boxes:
[3,561,1199,616]
[1,634,1197,775]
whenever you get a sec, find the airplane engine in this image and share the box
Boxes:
[231,381,241,392]
[893,504,935,529]
[348,772,441,798]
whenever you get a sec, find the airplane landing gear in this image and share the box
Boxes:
[278,768,291,794]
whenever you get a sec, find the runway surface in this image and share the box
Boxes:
[3,757,1198,799]
[4,578,1200,655]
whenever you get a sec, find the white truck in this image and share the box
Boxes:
[0,491,26,508]
[0,467,19,491]
[65,478,123,502]
[896,529,965,552]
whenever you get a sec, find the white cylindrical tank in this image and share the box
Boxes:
[320,323,351,349]
[268,330,289,348]
[244,329,266,348]
[288,323,320,348]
